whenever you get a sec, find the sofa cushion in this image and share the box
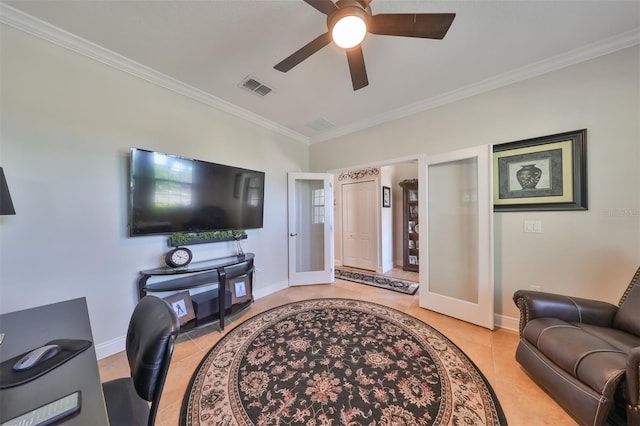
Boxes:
[522,318,627,397]
[613,280,640,336]
[575,322,640,350]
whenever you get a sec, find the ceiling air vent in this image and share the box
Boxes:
[306,118,335,131]
[240,76,273,97]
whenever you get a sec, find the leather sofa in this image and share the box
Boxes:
[513,267,640,425]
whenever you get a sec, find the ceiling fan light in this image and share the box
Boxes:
[332,15,367,48]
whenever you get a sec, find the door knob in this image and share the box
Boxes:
[290,233,298,237]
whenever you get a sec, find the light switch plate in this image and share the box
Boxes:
[524,220,542,233]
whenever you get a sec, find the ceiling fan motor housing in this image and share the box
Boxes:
[327,0,371,37]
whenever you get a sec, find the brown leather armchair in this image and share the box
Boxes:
[513,267,640,426]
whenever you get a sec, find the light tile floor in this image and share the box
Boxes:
[98,274,577,425]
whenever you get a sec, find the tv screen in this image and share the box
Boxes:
[129,148,265,236]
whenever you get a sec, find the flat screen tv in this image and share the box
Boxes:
[129,148,265,236]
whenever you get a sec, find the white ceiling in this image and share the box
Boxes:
[2,1,639,143]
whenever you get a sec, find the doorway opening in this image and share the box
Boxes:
[330,156,419,283]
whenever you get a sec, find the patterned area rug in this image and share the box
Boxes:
[180,299,507,425]
[335,268,419,295]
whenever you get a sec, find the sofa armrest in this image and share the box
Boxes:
[628,347,640,405]
[628,347,640,424]
[513,290,618,334]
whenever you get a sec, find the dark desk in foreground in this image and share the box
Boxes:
[0,297,109,425]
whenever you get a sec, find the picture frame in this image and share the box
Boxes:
[408,255,418,265]
[493,129,587,211]
[382,186,391,208]
[408,189,418,202]
[163,291,195,325]
[229,274,252,305]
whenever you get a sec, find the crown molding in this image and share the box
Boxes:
[0,4,310,145]
[3,3,637,146]
[310,28,640,144]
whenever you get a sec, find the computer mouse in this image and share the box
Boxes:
[12,344,62,371]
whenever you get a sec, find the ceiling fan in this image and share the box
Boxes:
[274,0,456,91]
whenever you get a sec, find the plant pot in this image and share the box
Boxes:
[168,233,247,247]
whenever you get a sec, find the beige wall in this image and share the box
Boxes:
[311,46,640,320]
[0,25,308,356]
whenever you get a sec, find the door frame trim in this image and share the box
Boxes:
[328,154,421,274]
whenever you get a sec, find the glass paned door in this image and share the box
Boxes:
[420,145,494,329]
[288,173,334,286]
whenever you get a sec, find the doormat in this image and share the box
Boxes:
[335,268,419,295]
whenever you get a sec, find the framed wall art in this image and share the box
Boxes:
[493,129,587,211]
[382,186,391,208]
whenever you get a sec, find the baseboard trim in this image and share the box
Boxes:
[495,313,519,332]
[95,335,126,360]
[254,280,288,300]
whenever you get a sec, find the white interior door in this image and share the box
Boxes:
[342,180,377,271]
[420,145,494,329]
[288,173,334,286]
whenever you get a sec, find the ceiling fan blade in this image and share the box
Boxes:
[369,13,456,39]
[304,0,338,15]
[274,32,332,72]
[346,46,368,91]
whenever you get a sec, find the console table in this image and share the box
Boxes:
[138,253,254,331]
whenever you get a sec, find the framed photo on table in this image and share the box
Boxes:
[493,129,587,211]
[163,291,195,325]
[229,274,252,304]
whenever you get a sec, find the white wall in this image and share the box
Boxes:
[0,25,308,357]
[380,166,393,272]
[311,46,640,320]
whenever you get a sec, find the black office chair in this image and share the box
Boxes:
[102,296,180,426]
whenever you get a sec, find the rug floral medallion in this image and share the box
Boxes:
[181,298,506,425]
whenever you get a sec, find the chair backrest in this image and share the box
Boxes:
[614,266,640,336]
[618,266,640,306]
[126,296,180,426]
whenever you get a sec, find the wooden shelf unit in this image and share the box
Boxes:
[401,182,419,272]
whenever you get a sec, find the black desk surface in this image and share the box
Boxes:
[0,297,109,425]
